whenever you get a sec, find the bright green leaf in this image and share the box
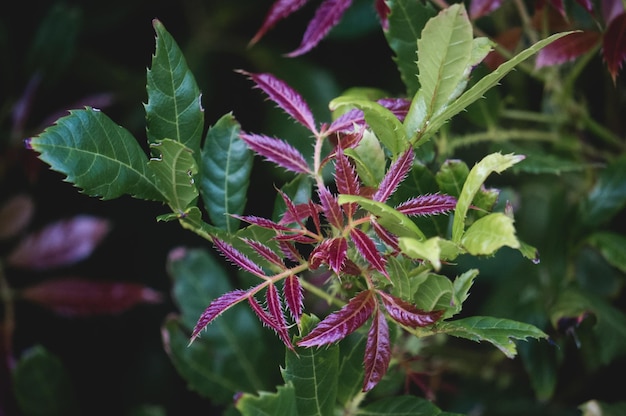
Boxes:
[450,269,479,318]
[12,345,79,416]
[461,213,520,255]
[236,383,298,416]
[201,113,253,232]
[345,130,386,187]
[29,107,163,201]
[437,316,548,358]
[398,236,461,270]
[146,19,204,154]
[148,139,198,213]
[412,272,454,313]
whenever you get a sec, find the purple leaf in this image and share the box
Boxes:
[241,132,312,174]
[283,274,304,322]
[238,71,318,134]
[535,31,601,68]
[213,238,267,279]
[375,0,391,30]
[363,307,391,392]
[603,12,626,83]
[309,237,347,274]
[266,283,294,349]
[297,290,376,347]
[378,291,444,327]
[248,295,293,350]
[377,98,411,122]
[21,277,162,317]
[396,193,458,216]
[243,238,285,268]
[350,228,389,280]
[470,0,505,19]
[191,289,250,342]
[279,241,305,263]
[250,0,310,45]
[371,219,399,251]
[575,0,594,14]
[318,185,344,229]
[286,0,353,57]
[373,147,414,203]
[602,0,624,25]
[7,215,110,270]
[235,214,295,233]
[334,149,360,217]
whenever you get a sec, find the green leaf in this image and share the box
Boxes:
[356,395,458,415]
[272,175,313,223]
[337,331,367,406]
[201,113,253,232]
[146,19,204,154]
[450,269,479,318]
[437,316,548,358]
[329,97,407,156]
[338,194,426,240]
[283,314,340,416]
[405,4,474,136]
[29,107,163,201]
[460,213,520,255]
[412,272,454,313]
[419,31,574,142]
[236,383,298,416]
[452,152,524,242]
[579,156,626,228]
[385,0,437,97]
[12,345,79,416]
[398,236,461,270]
[165,248,273,402]
[587,231,626,273]
[345,130,386,187]
[435,159,469,198]
[148,139,198,213]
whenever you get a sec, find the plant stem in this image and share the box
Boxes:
[300,279,345,308]
[0,262,15,370]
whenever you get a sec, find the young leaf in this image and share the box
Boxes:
[241,132,312,174]
[396,193,457,216]
[190,289,251,342]
[378,291,443,328]
[318,185,344,229]
[236,382,298,416]
[286,0,353,57]
[146,20,203,153]
[244,238,286,269]
[283,274,304,323]
[250,0,310,45]
[201,113,253,233]
[363,307,391,392]
[452,152,524,243]
[28,107,163,201]
[147,139,198,213]
[374,147,414,203]
[535,31,601,68]
[298,290,376,347]
[437,316,548,358]
[238,70,318,134]
[460,213,520,255]
[350,228,389,279]
[7,215,110,270]
[248,295,292,349]
[265,283,293,348]
[213,238,268,279]
[602,12,626,83]
[20,277,162,317]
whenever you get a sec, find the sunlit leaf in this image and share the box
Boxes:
[345,130,386,187]
[7,215,110,270]
[250,0,310,45]
[460,213,520,255]
[363,308,391,392]
[318,185,344,229]
[212,238,268,279]
[396,193,457,216]
[265,283,293,348]
[578,156,626,228]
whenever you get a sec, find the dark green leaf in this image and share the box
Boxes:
[435,159,469,198]
[146,19,204,154]
[356,395,457,415]
[201,113,253,232]
[29,107,163,201]
[337,331,367,405]
[236,383,298,416]
[587,231,626,273]
[579,156,626,228]
[12,345,79,416]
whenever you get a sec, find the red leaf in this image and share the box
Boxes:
[235,214,295,233]
[248,295,294,350]
[602,0,624,25]
[240,132,312,174]
[0,194,34,240]
[297,290,376,347]
[318,186,344,229]
[21,277,162,317]
[373,147,414,203]
[243,238,285,268]
[239,71,318,134]
[286,0,353,57]
[371,219,399,251]
[266,283,294,349]
[378,291,444,327]
[334,149,361,197]
[283,274,304,322]
[309,237,347,274]
[470,0,505,19]
[396,193,458,216]
[279,241,305,263]
[535,31,601,68]
[7,215,110,270]
[250,0,310,45]
[363,307,391,392]
[213,238,267,279]
[191,289,250,342]
[350,228,389,279]
[375,0,391,30]
[603,12,626,83]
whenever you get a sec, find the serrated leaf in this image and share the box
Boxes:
[201,113,252,233]
[283,274,304,322]
[461,213,520,255]
[236,382,298,416]
[587,232,626,273]
[374,147,414,203]
[251,0,309,45]
[450,269,479,318]
[356,395,453,415]
[452,152,524,242]
[12,345,79,416]
[350,228,389,278]
[241,132,312,174]
[265,283,293,348]
[285,314,340,416]
[286,0,353,57]
[148,139,198,213]
[298,290,376,347]
[385,0,437,97]
[437,316,548,358]
[603,12,626,83]
[339,194,426,240]
[29,107,162,201]
[378,291,443,328]
[345,130,386,187]
[363,308,391,392]
[7,215,110,270]
[146,20,203,153]
[190,289,251,342]
[337,331,367,405]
